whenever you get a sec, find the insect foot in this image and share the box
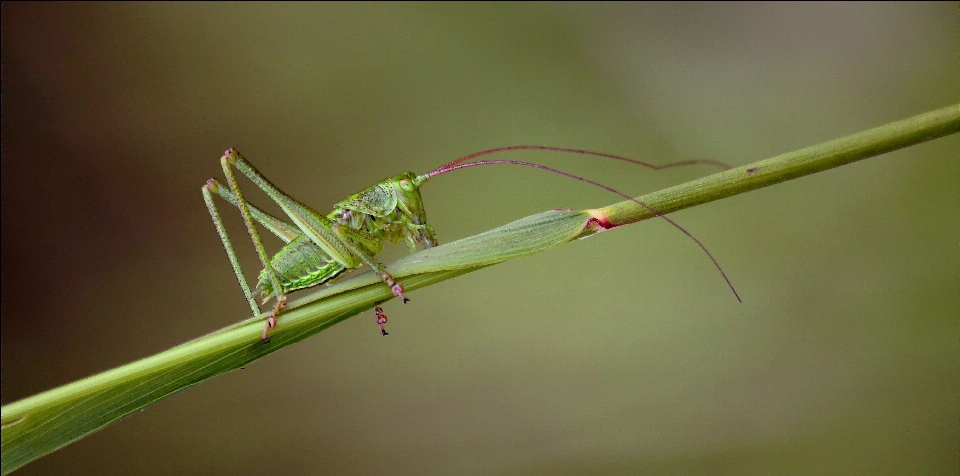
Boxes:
[261,298,287,343]
[261,318,274,344]
[374,307,389,336]
[391,283,410,303]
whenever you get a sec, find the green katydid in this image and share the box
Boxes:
[202,146,740,342]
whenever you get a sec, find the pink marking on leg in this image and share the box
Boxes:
[374,306,389,336]
[261,315,278,343]
[260,297,286,343]
[262,322,271,343]
[391,283,409,303]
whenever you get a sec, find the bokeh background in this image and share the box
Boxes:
[2,3,957,475]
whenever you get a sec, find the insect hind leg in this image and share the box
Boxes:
[202,179,261,319]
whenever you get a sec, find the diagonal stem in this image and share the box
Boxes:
[593,103,960,227]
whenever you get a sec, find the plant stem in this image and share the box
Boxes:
[596,103,960,226]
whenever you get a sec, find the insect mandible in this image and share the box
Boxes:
[202,146,740,342]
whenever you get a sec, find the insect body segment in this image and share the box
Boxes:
[332,172,437,252]
[254,172,437,301]
[254,235,347,299]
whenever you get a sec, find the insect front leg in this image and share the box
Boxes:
[406,219,437,250]
[330,223,409,302]
[300,217,410,336]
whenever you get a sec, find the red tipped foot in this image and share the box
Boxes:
[374,307,389,336]
[391,283,409,303]
[261,315,277,343]
[261,298,286,343]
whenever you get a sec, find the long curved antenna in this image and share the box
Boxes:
[425,154,741,303]
[434,145,733,173]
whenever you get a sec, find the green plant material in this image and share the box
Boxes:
[597,103,960,226]
[2,103,958,474]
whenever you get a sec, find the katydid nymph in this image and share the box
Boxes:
[202,146,740,342]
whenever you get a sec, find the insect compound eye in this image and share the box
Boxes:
[398,179,414,191]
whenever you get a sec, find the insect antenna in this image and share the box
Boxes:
[431,145,733,172]
[420,146,742,303]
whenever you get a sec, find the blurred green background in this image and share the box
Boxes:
[2,3,957,475]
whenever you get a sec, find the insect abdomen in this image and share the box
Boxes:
[256,235,346,299]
